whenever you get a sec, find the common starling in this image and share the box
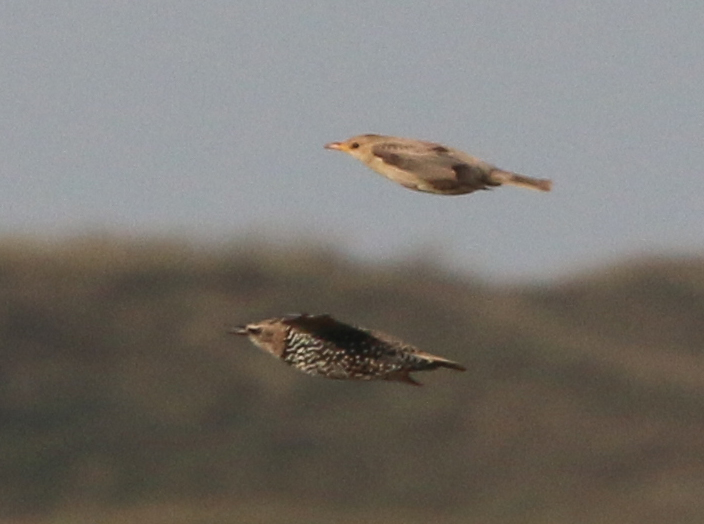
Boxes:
[230,314,466,386]
[325,134,552,195]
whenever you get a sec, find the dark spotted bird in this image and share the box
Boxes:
[325,134,552,195]
[230,314,466,385]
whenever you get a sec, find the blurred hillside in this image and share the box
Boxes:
[1,237,704,524]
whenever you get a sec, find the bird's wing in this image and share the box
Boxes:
[283,313,333,328]
[367,329,409,347]
[285,314,345,337]
[367,329,422,359]
[289,314,378,348]
[370,143,489,191]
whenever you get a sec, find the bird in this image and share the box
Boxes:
[230,313,466,385]
[325,134,552,195]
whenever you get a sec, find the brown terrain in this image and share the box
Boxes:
[1,237,703,523]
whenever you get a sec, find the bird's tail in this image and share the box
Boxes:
[414,351,467,372]
[489,170,552,192]
[432,359,467,372]
[386,355,466,386]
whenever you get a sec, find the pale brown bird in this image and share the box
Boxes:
[325,134,552,195]
[230,314,466,386]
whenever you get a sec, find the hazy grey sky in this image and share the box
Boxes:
[2,1,703,280]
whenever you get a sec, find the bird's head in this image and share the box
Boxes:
[230,318,287,357]
[324,134,382,162]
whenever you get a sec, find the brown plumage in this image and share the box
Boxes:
[325,134,552,195]
[230,314,466,385]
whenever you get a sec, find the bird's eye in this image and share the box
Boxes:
[247,326,263,335]
[349,142,360,149]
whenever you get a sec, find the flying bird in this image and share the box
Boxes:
[231,314,466,386]
[325,134,552,195]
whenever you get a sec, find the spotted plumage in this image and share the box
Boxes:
[230,314,466,385]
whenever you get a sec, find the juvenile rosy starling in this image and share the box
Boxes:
[325,134,552,195]
[231,314,466,386]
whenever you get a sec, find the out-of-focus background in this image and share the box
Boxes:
[1,2,703,523]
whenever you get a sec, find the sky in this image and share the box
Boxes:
[1,1,703,281]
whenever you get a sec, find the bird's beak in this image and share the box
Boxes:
[228,326,249,336]
[324,141,346,151]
